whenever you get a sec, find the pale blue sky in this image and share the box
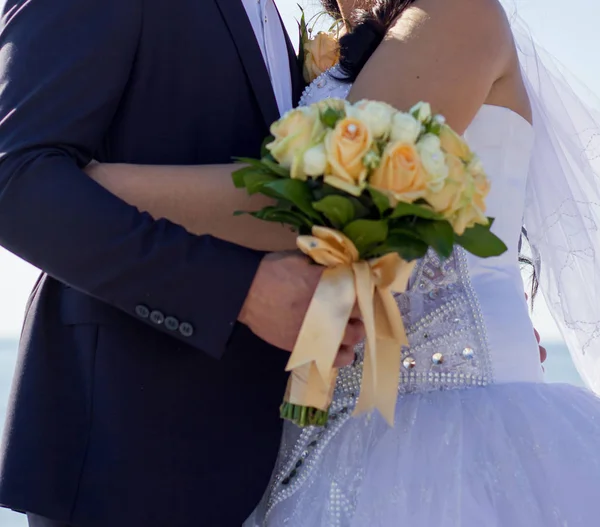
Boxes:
[0,0,596,341]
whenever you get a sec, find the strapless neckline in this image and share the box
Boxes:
[473,103,533,131]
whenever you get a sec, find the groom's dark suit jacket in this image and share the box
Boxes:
[0,0,304,525]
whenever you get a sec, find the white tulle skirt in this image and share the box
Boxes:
[246,382,600,526]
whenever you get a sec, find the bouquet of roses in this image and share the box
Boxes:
[232,99,506,427]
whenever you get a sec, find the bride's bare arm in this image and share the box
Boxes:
[348,0,519,133]
[86,162,298,252]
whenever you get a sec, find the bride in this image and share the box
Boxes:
[89,0,600,524]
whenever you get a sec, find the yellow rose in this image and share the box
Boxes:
[449,164,491,235]
[324,117,373,196]
[425,153,467,217]
[267,106,325,179]
[439,124,473,162]
[303,32,340,83]
[314,98,347,114]
[369,141,428,205]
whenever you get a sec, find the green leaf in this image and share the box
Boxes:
[261,136,275,158]
[250,207,313,230]
[231,165,276,190]
[367,187,392,216]
[343,219,389,256]
[390,201,443,220]
[243,172,279,194]
[260,157,290,177]
[456,223,508,258]
[235,156,289,178]
[365,235,429,262]
[414,220,455,259]
[349,196,371,220]
[320,107,344,128]
[262,179,323,222]
[234,157,271,171]
[231,165,256,188]
[389,225,425,241]
[313,195,356,229]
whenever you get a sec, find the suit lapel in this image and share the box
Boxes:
[214,0,280,128]
[276,7,307,107]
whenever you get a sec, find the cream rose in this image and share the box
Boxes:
[369,141,428,205]
[410,101,432,123]
[467,155,485,177]
[439,124,473,161]
[390,112,422,144]
[424,153,467,217]
[417,134,449,190]
[324,117,373,196]
[303,32,340,83]
[267,106,325,178]
[303,143,328,176]
[351,100,396,138]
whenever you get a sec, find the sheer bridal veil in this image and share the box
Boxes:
[509,9,600,392]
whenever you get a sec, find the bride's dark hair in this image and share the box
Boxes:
[321,0,417,82]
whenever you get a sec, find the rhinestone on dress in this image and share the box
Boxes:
[462,347,475,360]
[403,356,416,370]
[432,352,444,365]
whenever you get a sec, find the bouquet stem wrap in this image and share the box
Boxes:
[284,226,416,426]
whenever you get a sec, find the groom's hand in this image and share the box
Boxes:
[526,293,547,364]
[239,252,364,367]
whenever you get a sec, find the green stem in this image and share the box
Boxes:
[280,402,330,428]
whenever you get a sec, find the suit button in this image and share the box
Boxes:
[135,305,150,319]
[179,322,194,338]
[150,310,165,325]
[165,316,179,331]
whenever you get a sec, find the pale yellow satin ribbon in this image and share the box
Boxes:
[284,226,415,426]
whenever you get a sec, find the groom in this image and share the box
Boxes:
[0,0,335,526]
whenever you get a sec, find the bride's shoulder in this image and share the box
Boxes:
[350,0,515,132]
[387,0,512,50]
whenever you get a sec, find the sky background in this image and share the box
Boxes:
[0,0,598,343]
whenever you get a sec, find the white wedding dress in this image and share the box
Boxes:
[244,65,600,526]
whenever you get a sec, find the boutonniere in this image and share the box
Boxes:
[298,7,342,84]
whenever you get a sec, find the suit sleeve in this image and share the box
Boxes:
[0,0,264,358]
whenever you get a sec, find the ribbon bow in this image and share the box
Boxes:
[284,226,415,425]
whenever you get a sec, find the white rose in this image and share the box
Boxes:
[410,101,432,123]
[303,143,328,176]
[390,112,422,144]
[417,133,449,190]
[349,100,396,138]
[467,155,485,177]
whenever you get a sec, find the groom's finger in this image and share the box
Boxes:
[334,346,355,368]
[341,319,365,347]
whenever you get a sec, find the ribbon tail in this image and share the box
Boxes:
[286,266,356,384]
[352,291,403,425]
[353,261,377,387]
[352,339,375,417]
[284,363,338,411]
[353,258,416,426]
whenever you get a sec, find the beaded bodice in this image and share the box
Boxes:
[251,67,540,520]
